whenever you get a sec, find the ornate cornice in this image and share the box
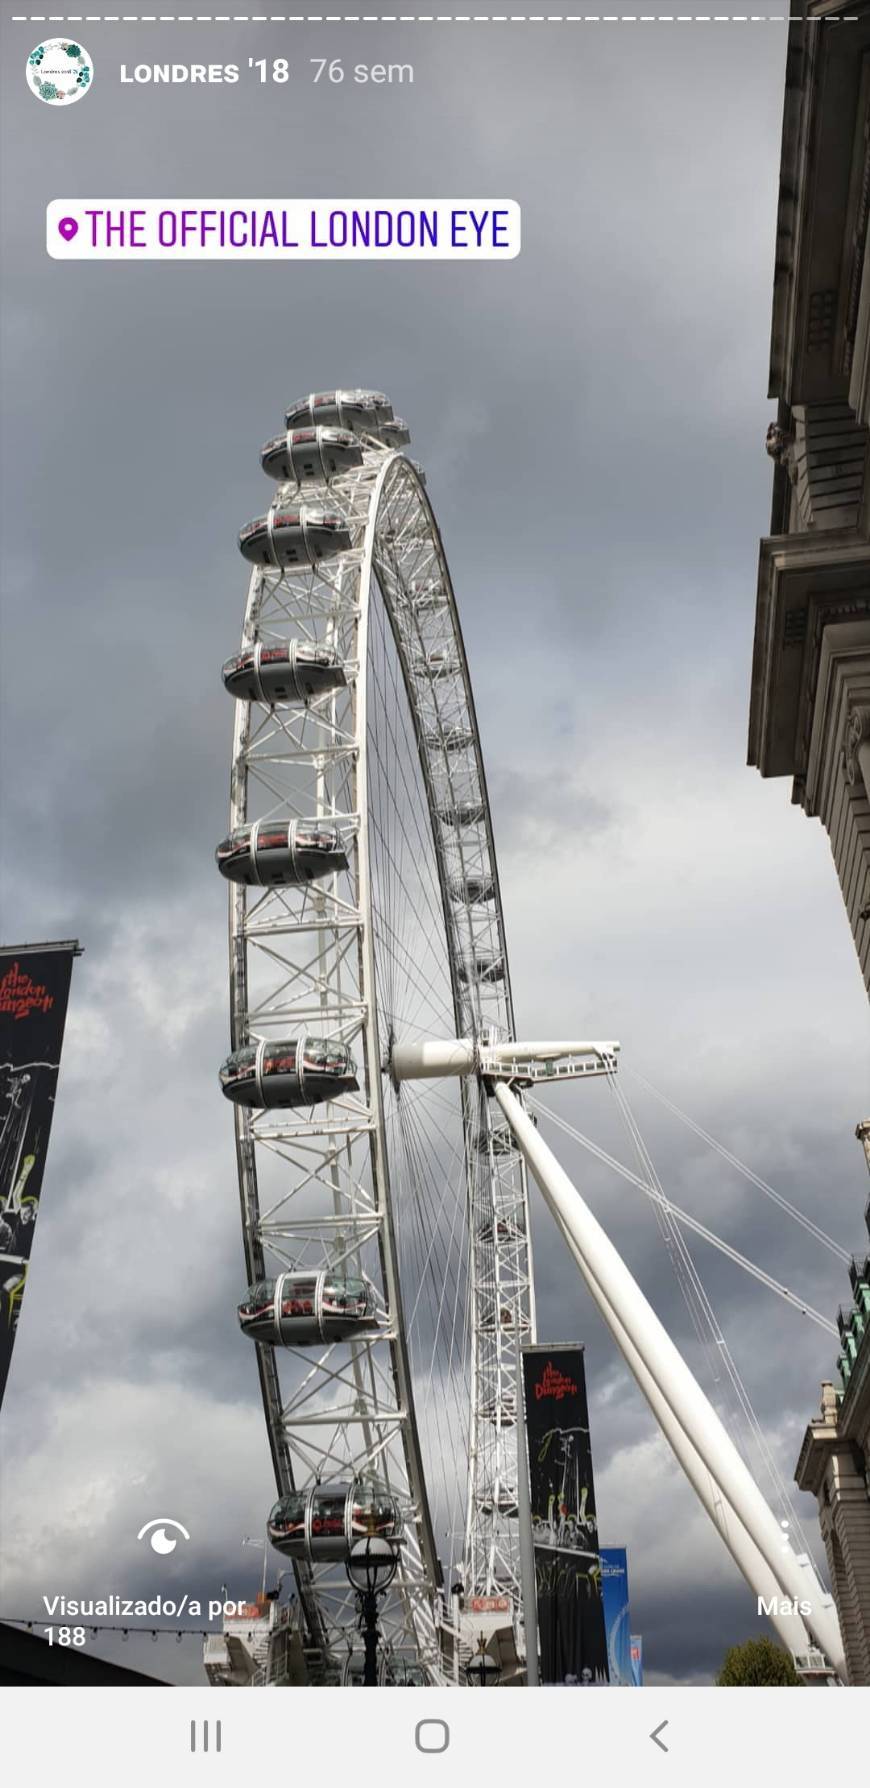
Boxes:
[749,535,870,779]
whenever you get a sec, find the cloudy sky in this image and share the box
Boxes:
[1,9,869,1689]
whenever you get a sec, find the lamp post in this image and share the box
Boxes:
[465,1632,500,1687]
[345,1534,399,1686]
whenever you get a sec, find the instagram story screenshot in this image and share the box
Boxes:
[0,3,869,1779]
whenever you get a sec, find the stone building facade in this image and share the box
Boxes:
[794,1128,870,1686]
[748,1,870,993]
[749,2,870,1685]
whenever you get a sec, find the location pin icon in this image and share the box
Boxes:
[58,217,78,241]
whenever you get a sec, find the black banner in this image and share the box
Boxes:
[521,1345,609,1685]
[0,943,78,1409]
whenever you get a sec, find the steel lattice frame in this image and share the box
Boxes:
[226,430,535,1680]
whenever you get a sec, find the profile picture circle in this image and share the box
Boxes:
[27,39,93,105]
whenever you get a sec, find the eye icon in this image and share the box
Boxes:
[137,1518,190,1556]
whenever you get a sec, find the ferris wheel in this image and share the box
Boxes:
[216,390,537,1683]
[214,390,850,1692]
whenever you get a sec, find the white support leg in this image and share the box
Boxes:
[493,1081,846,1679]
[573,1256,816,1659]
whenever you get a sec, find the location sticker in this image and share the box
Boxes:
[46,199,521,260]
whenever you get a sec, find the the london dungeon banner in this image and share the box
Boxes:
[0,943,77,1409]
[521,1345,609,1684]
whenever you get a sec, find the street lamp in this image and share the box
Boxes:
[465,1633,500,1687]
[345,1535,399,1687]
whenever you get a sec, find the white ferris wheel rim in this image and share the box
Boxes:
[225,424,535,1682]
